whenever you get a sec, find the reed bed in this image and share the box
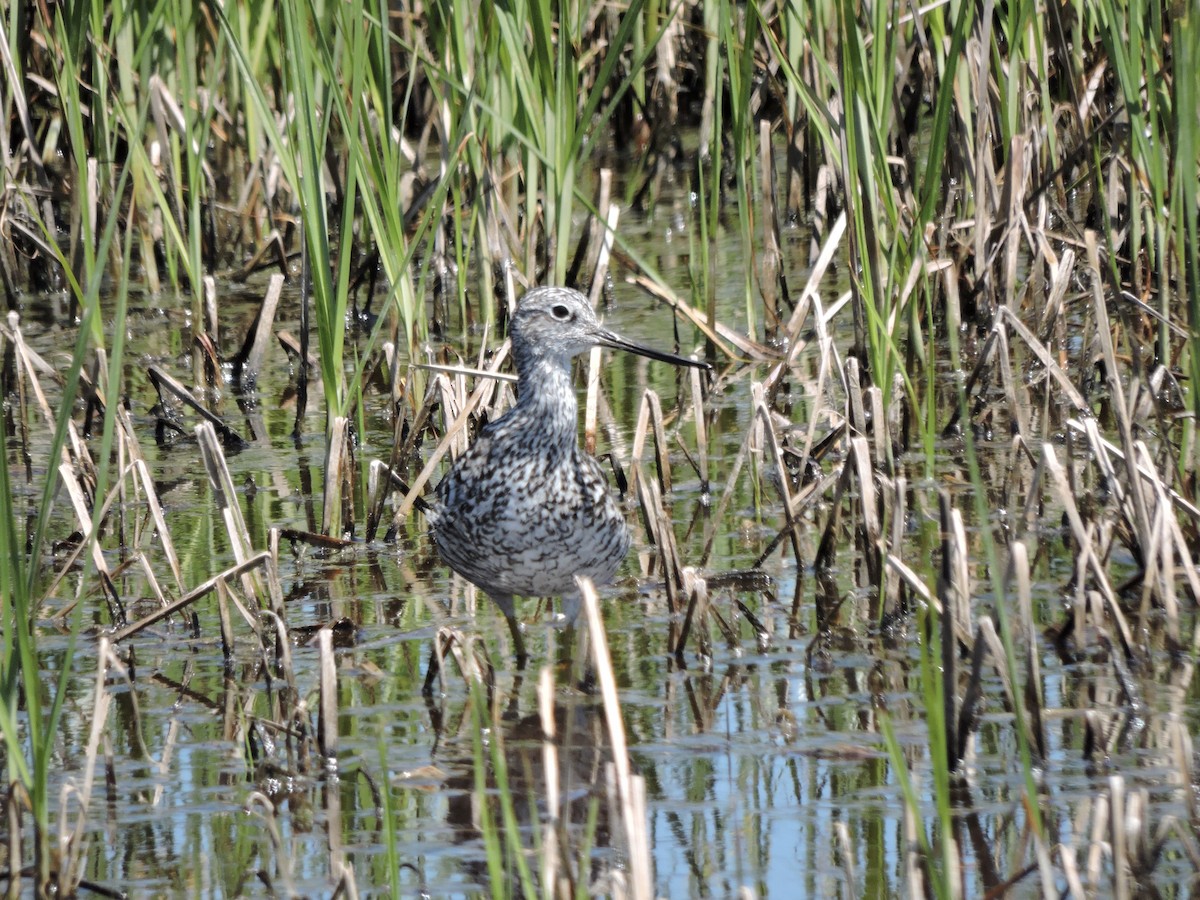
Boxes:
[1,0,1198,896]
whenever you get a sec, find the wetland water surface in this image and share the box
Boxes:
[11,206,1199,899]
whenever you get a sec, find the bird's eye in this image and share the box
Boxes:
[551,304,572,321]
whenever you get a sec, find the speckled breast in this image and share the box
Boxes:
[432,445,631,599]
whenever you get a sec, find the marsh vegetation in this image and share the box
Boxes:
[1,0,1199,896]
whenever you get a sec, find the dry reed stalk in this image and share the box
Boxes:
[813,454,852,577]
[865,385,888,471]
[954,622,987,770]
[113,386,128,551]
[424,627,490,694]
[1009,542,1047,761]
[883,477,906,615]
[382,341,402,407]
[975,617,1043,760]
[754,390,803,566]
[937,492,961,769]
[583,200,621,456]
[995,322,1031,438]
[1042,443,1137,657]
[221,577,263,637]
[1136,469,1177,639]
[844,356,866,437]
[58,637,116,891]
[1059,828,1087,898]
[628,274,767,360]
[889,252,932,345]
[233,272,284,388]
[148,366,247,446]
[259,527,285,629]
[10,314,91,482]
[84,157,97,285]
[131,552,168,610]
[1016,435,1050,543]
[938,257,964,347]
[276,330,320,371]
[1000,135,1030,309]
[757,118,784,336]
[321,415,350,536]
[1085,233,1155,553]
[232,222,291,278]
[1037,246,1076,338]
[586,174,617,305]
[1139,442,1200,626]
[1087,788,1110,889]
[794,298,846,476]
[200,275,220,370]
[1070,418,1200,523]
[1033,829,1058,900]
[261,610,308,768]
[699,410,755,567]
[781,213,847,363]
[999,305,1089,412]
[578,577,653,900]
[329,859,359,900]
[674,567,710,661]
[834,818,855,900]
[1124,789,1173,885]
[628,391,653,502]
[265,528,307,777]
[395,345,512,520]
[999,435,1038,534]
[646,390,674,496]
[688,365,710,497]
[196,421,263,603]
[1111,776,1129,900]
[634,474,683,614]
[1171,721,1196,821]
[57,461,116,591]
[947,503,971,635]
[748,480,835,571]
[121,412,184,591]
[6,783,26,897]
[537,666,560,894]
[110,552,271,642]
[317,627,338,764]
[373,374,441,535]
[0,17,52,211]
[244,791,297,896]
[850,436,883,587]
[885,553,935,608]
[438,370,472,460]
[902,789,923,898]
[365,459,392,543]
[214,577,236,660]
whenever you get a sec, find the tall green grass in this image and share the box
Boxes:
[426,0,658,301]
[1175,13,1200,420]
[0,138,134,900]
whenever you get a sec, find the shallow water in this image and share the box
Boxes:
[6,191,1198,899]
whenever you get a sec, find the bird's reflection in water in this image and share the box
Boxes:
[443,680,616,892]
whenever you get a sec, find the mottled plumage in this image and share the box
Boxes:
[428,286,705,666]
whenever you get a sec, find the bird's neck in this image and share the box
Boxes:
[512,355,579,451]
